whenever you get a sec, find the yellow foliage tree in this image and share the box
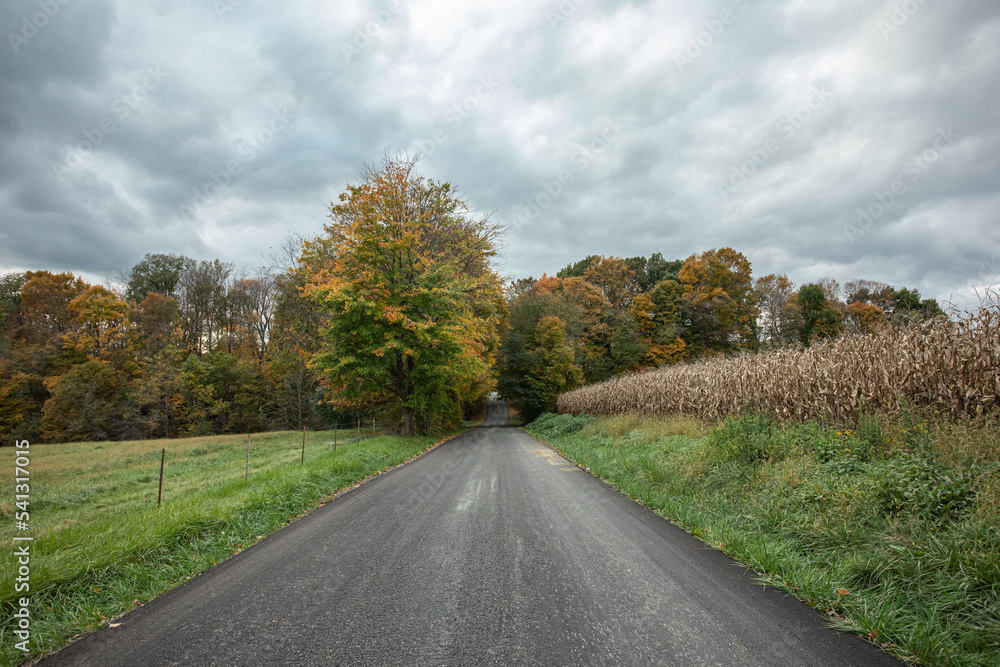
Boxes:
[65,285,130,358]
[301,154,505,434]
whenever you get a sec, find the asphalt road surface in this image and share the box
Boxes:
[44,402,901,666]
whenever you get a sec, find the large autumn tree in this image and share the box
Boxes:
[301,154,506,435]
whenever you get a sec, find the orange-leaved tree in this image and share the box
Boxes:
[301,154,506,435]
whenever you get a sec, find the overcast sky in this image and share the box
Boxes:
[1,0,998,308]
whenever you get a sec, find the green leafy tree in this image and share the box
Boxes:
[124,253,194,302]
[627,252,683,291]
[40,360,137,441]
[203,353,272,433]
[798,283,844,344]
[134,349,184,438]
[890,287,944,326]
[632,287,687,366]
[498,309,582,422]
[301,154,505,435]
[557,255,599,279]
[525,316,582,419]
[175,354,219,436]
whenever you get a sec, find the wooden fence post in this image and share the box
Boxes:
[157,448,165,507]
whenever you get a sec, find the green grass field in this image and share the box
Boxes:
[0,426,463,665]
[527,412,1000,667]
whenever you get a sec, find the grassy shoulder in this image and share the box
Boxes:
[0,425,471,665]
[526,411,1000,667]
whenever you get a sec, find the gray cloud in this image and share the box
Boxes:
[0,0,997,308]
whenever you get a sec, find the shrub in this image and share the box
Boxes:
[872,453,977,520]
[530,412,593,437]
[709,414,782,465]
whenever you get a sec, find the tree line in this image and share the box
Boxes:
[0,155,504,443]
[496,249,944,422]
[1,155,947,442]
[0,252,319,442]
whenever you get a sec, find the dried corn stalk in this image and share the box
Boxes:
[557,300,1000,424]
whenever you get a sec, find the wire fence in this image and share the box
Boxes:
[153,418,391,508]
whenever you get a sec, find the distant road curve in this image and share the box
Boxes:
[44,401,900,666]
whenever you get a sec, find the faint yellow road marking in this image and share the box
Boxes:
[532,449,567,465]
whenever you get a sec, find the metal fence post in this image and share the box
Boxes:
[157,448,165,507]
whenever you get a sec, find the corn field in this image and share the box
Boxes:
[557,300,1000,424]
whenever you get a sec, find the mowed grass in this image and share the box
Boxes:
[527,412,1000,667]
[0,426,462,665]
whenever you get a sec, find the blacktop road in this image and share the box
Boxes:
[42,402,901,666]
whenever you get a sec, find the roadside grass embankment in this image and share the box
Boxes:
[0,426,466,665]
[527,411,1000,667]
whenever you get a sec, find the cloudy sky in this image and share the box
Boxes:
[1,0,998,308]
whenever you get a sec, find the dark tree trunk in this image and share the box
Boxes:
[401,406,415,436]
